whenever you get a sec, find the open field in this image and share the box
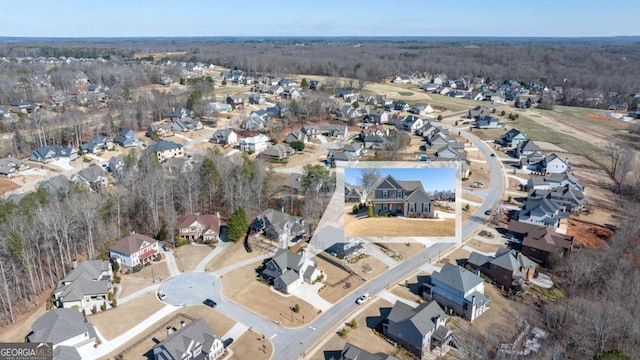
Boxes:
[92,293,165,340]
[174,244,214,273]
[103,306,236,360]
[317,257,365,304]
[222,260,318,327]
[309,299,406,360]
[427,93,485,112]
[119,260,170,298]
[229,329,274,360]
[345,216,456,237]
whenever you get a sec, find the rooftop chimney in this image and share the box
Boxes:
[180,320,185,328]
[166,326,173,337]
[471,295,476,305]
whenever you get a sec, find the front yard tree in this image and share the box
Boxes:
[301,164,332,192]
[227,207,248,242]
[290,141,305,152]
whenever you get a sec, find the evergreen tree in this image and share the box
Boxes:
[227,207,248,242]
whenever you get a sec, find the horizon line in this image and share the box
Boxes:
[0,35,639,40]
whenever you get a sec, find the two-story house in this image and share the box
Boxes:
[79,135,113,154]
[517,196,570,230]
[514,139,543,159]
[499,128,528,148]
[421,263,490,321]
[210,129,238,146]
[53,260,112,309]
[153,318,224,360]
[251,209,307,247]
[371,175,434,217]
[238,134,269,154]
[30,145,78,163]
[179,213,221,242]
[467,248,537,291]
[109,233,160,270]
[260,248,323,294]
[149,140,184,163]
[507,221,575,267]
[28,308,98,360]
[113,129,140,148]
[0,156,29,178]
[71,164,109,190]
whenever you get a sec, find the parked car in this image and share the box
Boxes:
[203,298,217,308]
[223,338,234,348]
[484,210,492,215]
[355,293,370,305]
[157,291,166,300]
[162,244,171,251]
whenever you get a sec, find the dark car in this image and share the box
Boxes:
[203,298,217,308]
[223,338,234,348]
[490,153,495,157]
[484,210,492,215]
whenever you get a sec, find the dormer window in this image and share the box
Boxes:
[383,190,388,199]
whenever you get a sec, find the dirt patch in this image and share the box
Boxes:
[221,261,318,327]
[466,239,502,254]
[584,113,615,124]
[174,244,214,273]
[309,299,403,360]
[345,216,456,237]
[317,257,364,304]
[381,242,426,261]
[119,261,170,298]
[103,306,236,360]
[92,293,165,340]
[0,178,20,194]
[566,219,613,248]
[438,248,471,267]
[229,329,274,360]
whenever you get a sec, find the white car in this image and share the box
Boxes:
[356,293,370,305]
[157,291,166,300]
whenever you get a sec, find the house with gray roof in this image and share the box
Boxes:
[30,145,78,163]
[153,318,224,360]
[517,196,570,230]
[39,174,73,196]
[79,135,113,154]
[301,125,321,138]
[260,248,323,294]
[363,134,388,149]
[284,131,307,144]
[108,155,127,177]
[251,209,307,247]
[167,106,193,120]
[53,260,112,309]
[71,164,108,190]
[149,140,184,163]
[326,150,358,166]
[207,102,232,114]
[210,129,238,146]
[475,115,504,129]
[147,124,174,139]
[371,175,434,217]
[326,124,349,138]
[383,300,455,358]
[0,156,29,178]
[467,248,537,291]
[421,263,490,321]
[331,342,398,360]
[514,139,543,159]
[171,118,202,132]
[499,128,528,147]
[113,129,140,148]
[528,185,587,213]
[260,144,296,160]
[527,171,585,192]
[27,308,97,358]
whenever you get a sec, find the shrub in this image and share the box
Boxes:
[293,303,300,313]
[175,236,186,247]
[92,304,98,315]
[349,319,358,328]
[352,205,359,214]
[113,274,121,284]
[507,196,512,203]
[290,141,305,151]
[337,328,349,337]
[132,264,143,273]
[108,292,113,301]
[112,261,120,273]
[111,298,117,308]
[500,110,506,116]
[82,309,87,318]
[437,115,443,121]
[101,301,107,311]
[367,206,374,217]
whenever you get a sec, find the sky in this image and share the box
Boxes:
[0,1,637,38]
[345,168,455,193]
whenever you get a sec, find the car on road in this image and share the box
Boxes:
[355,293,370,305]
[484,210,492,215]
[490,153,495,157]
[203,298,217,308]
[223,338,234,348]
[157,291,166,300]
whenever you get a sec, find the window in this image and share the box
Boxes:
[409,203,415,213]
[383,190,388,199]
[398,190,403,198]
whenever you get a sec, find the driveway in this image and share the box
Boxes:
[158,272,219,306]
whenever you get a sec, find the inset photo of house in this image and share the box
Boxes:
[344,167,457,238]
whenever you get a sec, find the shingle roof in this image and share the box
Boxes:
[431,263,484,293]
[54,260,111,302]
[178,214,220,236]
[149,140,183,152]
[28,308,96,345]
[53,345,82,360]
[77,164,107,183]
[110,234,157,255]
[154,318,218,359]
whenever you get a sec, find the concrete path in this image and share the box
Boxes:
[468,158,486,163]
[221,322,250,341]
[289,282,333,312]
[193,241,231,272]
[378,289,420,308]
[225,149,239,157]
[506,174,528,184]
[165,247,181,277]
[363,242,396,268]
[79,304,180,359]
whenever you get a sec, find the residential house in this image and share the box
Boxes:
[419,83,439,92]
[52,260,112,309]
[39,174,73,196]
[327,150,358,166]
[248,93,266,105]
[260,248,323,293]
[345,185,366,203]
[282,173,305,195]
[541,153,570,174]
[434,144,468,161]
[528,185,587,213]
[519,153,547,173]
[251,208,307,246]
[357,93,374,104]
[153,318,224,360]
[109,233,160,269]
[424,131,455,149]
[281,86,301,100]
[210,129,238,146]
[71,164,108,190]
[527,171,585,192]
[278,78,296,87]
[0,156,29,178]
[608,98,628,112]
[336,104,367,120]
[363,134,387,149]
[163,157,194,174]
[360,125,388,139]
[383,300,455,358]
[149,140,184,163]
[342,143,365,157]
[467,248,537,291]
[371,175,434,217]
[301,126,321,138]
[507,221,575,266]
[514,139,543,158]
[179,213,221,242]
[243,110,270,131]
[499,128,528,147]
[265,103,290,118]
[409,103,434,115]
[207,102,232,114]
[238,134,269,154]
[27,308,97,360]
[333,342,397,360]
[79,135,113,154]
[392,75,411,84]
[401,115,424,133]
[284,131,307,144]
[326,124,349,138]
[469,106,490,119]
[475,116,504,129]
[113,129,140,148]
[417,121,447,138]
[267,85,284,96]
[366,110,389,124]
[226,95,246,109]
[260,144,297,160]
[517,196,570,230]
[147,124,174,139]
[391,100,410,111]
[168,107,194,120]
[421,263,490,321]
[308,80,321,90]
[171,118,203,132]
[108,155,126,176]
[30,145,78,163]
[10,99,35,113]
[373,94,392,107]
[325,239,364,260]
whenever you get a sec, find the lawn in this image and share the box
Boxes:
[119,261,170,298]
[174,244,214,273]
[208,239,274,272]
[229,329,274,360]
[92,292,166,340]
[345,216,456,237]
[221,260,319,327]
[0,178,20,194]
[381,242,426,261]
[103,306,237,360]
[465,239,503,254]
[317,256,365,304]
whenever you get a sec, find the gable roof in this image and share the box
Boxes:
[179,214,220,235]
[54,260,111,302]
[110,234,157,256]
[489,248,537,272]
[154,318,218,360]
[431,263,484,293]
[341,342,391,360]
[76,164,107,183]
[28,308,96,345]
[149,140,183,152]
[39,174,72,194]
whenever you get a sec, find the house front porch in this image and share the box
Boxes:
[372,202,404,215]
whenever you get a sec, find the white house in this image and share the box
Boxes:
[52,260,112,310]
[261,248,323,294]
[210,129,238,146]
[28,308,98,359]
[153,318,225,360]
[543,153,570,174]
[109,233,160,269]
[238,134,269,154]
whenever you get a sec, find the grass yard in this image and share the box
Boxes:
[119,261,170,298]
[349,255,388,282]
[221,261,319,327]
[345,216,456,237]
[438,248,471,267]
[0,301,47,342]
[102,306,236,360]
[208,239,274,272]
[174,244,214,273]
[92,293,165,340]
[465,239,502,254]
[229,329,274,360]
[317,257,365,304]
[381,242,426,261]
[309,299,406,360]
